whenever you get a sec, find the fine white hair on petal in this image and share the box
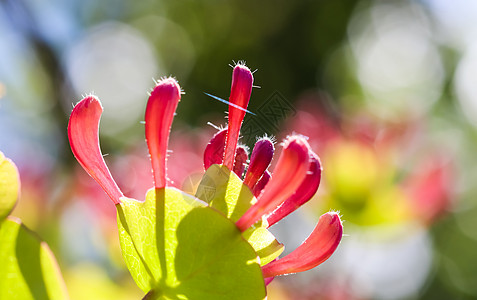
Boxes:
[206,122,227,131]
[256,133,277,144]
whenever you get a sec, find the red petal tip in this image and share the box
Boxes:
[145,77,181,189]
[223,64,254,170]
[261,212,343,277]
[244,138,275,188]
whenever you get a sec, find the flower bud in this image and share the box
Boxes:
[203,128,227,170]
[244,138,274,189]
[233,145,248,178]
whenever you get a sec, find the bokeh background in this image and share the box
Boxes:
[1,0,476,299]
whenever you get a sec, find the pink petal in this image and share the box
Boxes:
[233,145,248,178]
[236,136,310,231]
[252,170,271,198]
[261,212,343,277]
[203,128,227,170]
[243,138,274,189]
[68,96,123,204]
[223,64,253,170]
[267,152,322,227]
[145,78,181,189]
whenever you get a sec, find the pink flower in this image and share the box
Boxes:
[68,63,343,285]
[204,63,343,278]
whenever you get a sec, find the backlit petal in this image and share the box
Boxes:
[244,138,274,189]
[203,128,227,170]
[236,136,310,231]
[261,212,343,277]
[68,96,123,204]
[223,64,253,170]
[252,170,271,198]
[267,152,322,226]
[145,78,181,189]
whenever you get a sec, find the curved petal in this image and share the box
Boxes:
[261,212,343,277]
[68,96,123,204]
[267,152,322,226]
[223,64,253,170]
[145,78,181,189]
[236,136,310,231]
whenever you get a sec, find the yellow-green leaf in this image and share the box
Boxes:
[242,226,284,266]
[196,164,255,221]
[0,152,20,220]
[0,217,68,300]
[117,187,266,299]
[195,165,283,266]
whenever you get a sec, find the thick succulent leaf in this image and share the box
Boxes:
[0,217,68,300]
[196,165,283,266]
[116,187,266,299]
[0,152,20,220]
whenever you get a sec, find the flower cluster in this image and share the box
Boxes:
[68,62,343,295]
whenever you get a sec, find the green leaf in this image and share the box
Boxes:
[0,152,20,220]
[242,226,284,266]
[195,164,255,221]
[116,187,266,299]
[195,164,283,266]
[0,217,68,300]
